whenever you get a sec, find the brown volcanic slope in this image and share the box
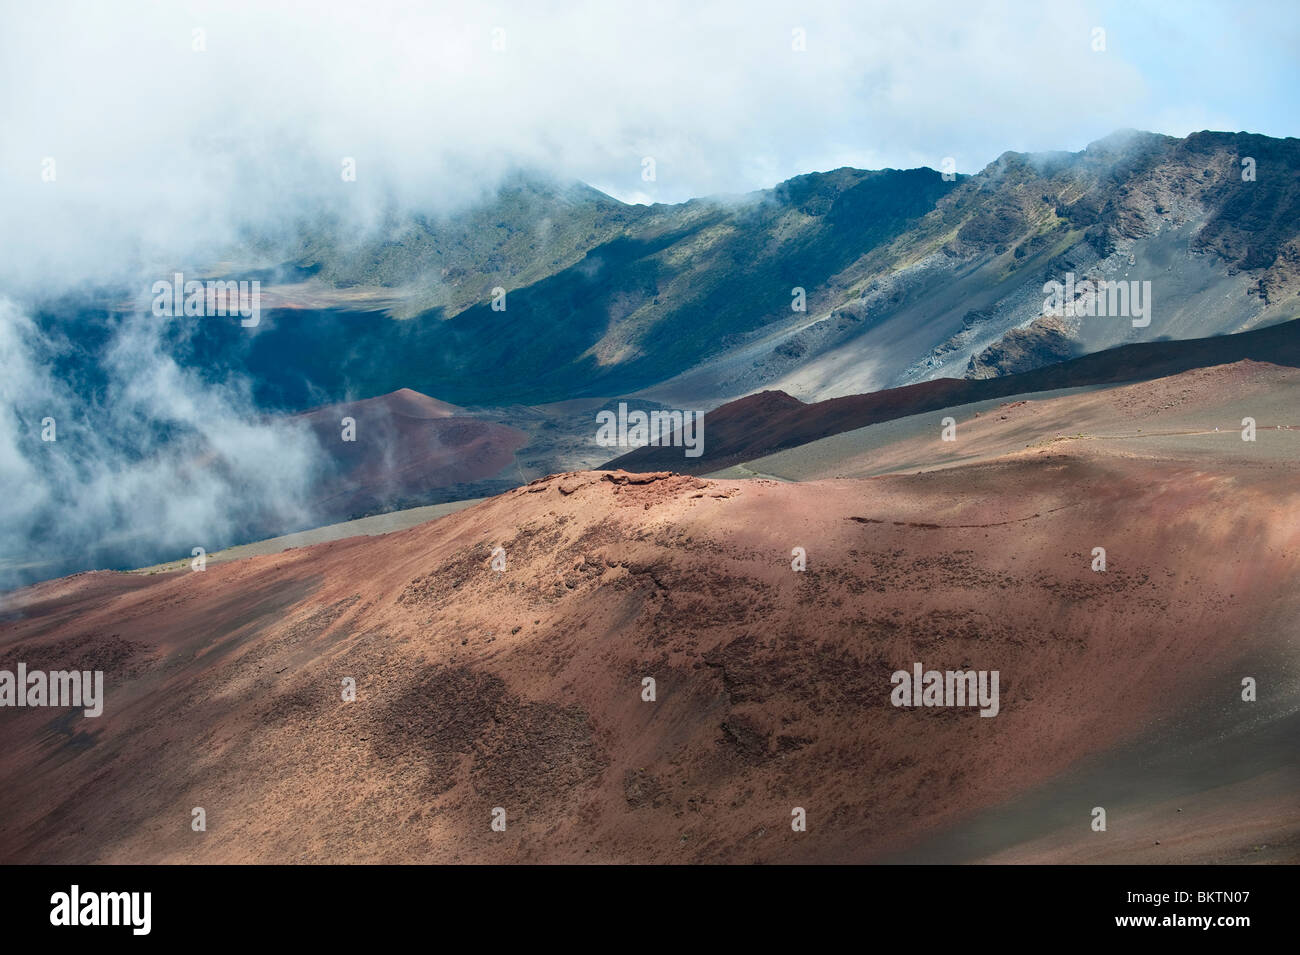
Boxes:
[723,360,1300,482]
[297,388,528,518]
[606,315,1300,474]
[1,378,1298,863]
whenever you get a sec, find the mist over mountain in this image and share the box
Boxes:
[245,129,1300,408]
[5,1,1300,885]
[55,128,1296,413]
[4,127,1299,589]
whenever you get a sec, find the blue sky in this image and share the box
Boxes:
[1085,0,1299,145]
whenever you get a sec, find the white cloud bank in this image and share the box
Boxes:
[0,0,1295,589]
[6,0,1296,292]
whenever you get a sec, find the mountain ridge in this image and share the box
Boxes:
[215,128,1300,409]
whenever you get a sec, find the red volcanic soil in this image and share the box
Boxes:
[1,432,1297,860]
[313,387,465,420]
[747,360,1300,482]
[296,388,528,517]
[608,315,1300,473]
[607,381,977,473]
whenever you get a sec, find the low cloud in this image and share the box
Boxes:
[0,297,325,591]
[0,0,1240,295]
[1,0,1295,590]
